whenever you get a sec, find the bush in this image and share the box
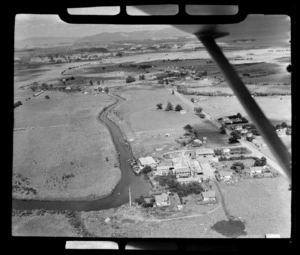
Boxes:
[231,162,245,171]
[156,103,163,110]
[165,102,173,111]
[254,157,267,166]
[142,165,152,174]
[175,104,183,111]
[184,124,193,132]
[126,76,136,83]
[198,113,205,118]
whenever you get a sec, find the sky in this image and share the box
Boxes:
[15,7,290,43]
[15,6,171,41]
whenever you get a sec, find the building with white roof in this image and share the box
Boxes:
[196,148,215,156]
[139,156,157,168]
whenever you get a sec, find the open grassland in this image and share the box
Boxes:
[186,95,291,126]
[218,176,291,237]
[12,211,80,237]
[109,86,228,158]
[80,202,227,238]
[13,91,121,200]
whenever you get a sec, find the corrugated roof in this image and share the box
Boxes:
[202,190,216,198]
[196,148,214,155]
[175,167,190,174]
[139,156,156,165]
[155,193,169,203]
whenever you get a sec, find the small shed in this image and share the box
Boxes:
[201,190,216,201]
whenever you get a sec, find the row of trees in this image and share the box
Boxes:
[156,102,183,112]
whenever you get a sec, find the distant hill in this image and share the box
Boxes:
[15,16,289,50]
[72,27,191,47]
[15,36,78,49]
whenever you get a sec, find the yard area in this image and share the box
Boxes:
[13,91,121,200]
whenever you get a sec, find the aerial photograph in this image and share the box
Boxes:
[13,9,291,238]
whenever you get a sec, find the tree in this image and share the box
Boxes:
[126,76,135,83]
[237,113,242,119]
[142,165,152,174]
[89,80,93,86]
[191,98,194,103]
[194,107,203,114]
[229,137,239,144]
[220,126,226,134]
[254,157,267,167]
[104,87,109,93]
[172,89,174,95]
[231,162,245,172]
[45,95,50,99]
[275,124,282,130]
[97,80,100,85]
[175,104,183,111]
[230,131,241,140]
[156,103,163,110]
[165,102,173,111]
[134,195,145,205]
[281,122,288,128]
[116,51,123,57]
[139,74,145,80]
[184,124,193,132]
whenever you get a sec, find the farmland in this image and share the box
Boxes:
[109,85,229,158]
[13,91,121,200]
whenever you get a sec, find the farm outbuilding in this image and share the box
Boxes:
[154,193,170,207]
[139,156,157,168]
[196,148,214,156]
[201,190,216,201]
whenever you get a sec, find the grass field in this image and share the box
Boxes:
[218,176,291,237]
[13,91,121,200]
[109,86,228,158]
[185,95,291,126]
[12,212,80,237]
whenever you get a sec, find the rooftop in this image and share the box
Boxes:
[175,167,191,174]
[196,148,215,155]
[155,193,169,203]
[139,156,156,166]
[202,190,216,199]
[218,171,233,177]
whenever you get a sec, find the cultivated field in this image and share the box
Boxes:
[109,85,229,158]
[13,91,121,200]
[218,176,291,237]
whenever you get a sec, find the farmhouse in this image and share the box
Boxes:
[217,171,233,180]
[154,193,170,207]
[195,148,214,157]
[190,160,203,175]
[201,190,216,201]
[175,167,191,179]
[249,166,264,175]
[139,156,157,168]
[177,175,201,184]
[276,128,287,137]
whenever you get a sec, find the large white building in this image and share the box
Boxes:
[139,156,157,168]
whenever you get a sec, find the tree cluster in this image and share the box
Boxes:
[254,157,267,167]
[126,76,136,83]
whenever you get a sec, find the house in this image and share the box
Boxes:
[199,163,215,178]
[155,165,172,176]
[240,129,248,134]
[276,128,287,137]
[154,193,170,207]
[195,148,215,157]
[235,125,243,131]
[201,190,216,201]
[177,175,201,184]
[249,166,263,175]
[222,148,231,155]
[190,160,203,175]
[217,171,233,180]
[139,156,157,168]
[193,139,202,145]
[175,167,191,178]
[65,86,71,90]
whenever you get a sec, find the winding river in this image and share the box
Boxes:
[12,93,152,212]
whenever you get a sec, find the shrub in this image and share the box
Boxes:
[165,102,173,111]
[156,103,163,110]
[175,104,183,111]
[126,76,136,83]
[142,165,152,174]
